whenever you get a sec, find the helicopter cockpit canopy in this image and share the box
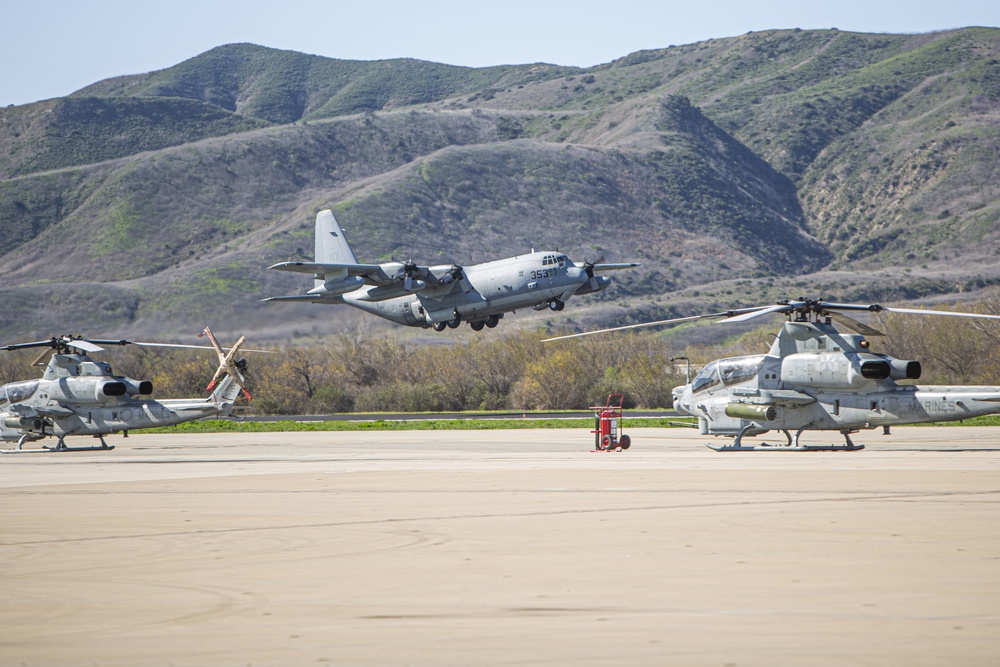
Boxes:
[0,380,40,405]
[691,356,766,394]
[719,356,765,386]
[691,361,719,394]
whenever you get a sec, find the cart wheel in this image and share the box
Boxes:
[619,434,631,450]
[601,435,613,451]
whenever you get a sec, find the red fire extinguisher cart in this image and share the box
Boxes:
[591,392,631,452]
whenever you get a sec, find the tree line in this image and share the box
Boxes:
[2,291,1000,414]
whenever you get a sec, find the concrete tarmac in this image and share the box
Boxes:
[2,426,1000,666]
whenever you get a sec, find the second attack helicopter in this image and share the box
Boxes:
[0,327,254,453]
[545,298,1000,451]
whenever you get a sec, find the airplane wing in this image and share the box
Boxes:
[591,262,641,272]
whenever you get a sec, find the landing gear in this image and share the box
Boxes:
[485,314,501,328]
[446,316,461,329]
[1,433,115,454]
[706,425,865,451]
[549,299,565,311]
[470,321,485,331]
[433,322,447,332]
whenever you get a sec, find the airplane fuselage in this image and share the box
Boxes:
[342,252,611,328]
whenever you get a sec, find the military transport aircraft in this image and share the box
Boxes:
[263,210,639,331]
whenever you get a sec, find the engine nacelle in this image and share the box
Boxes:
[781,352,893,389]
[356,281,427,302]
[307,275,365,296]
[120,378,154,395]
[883,357,921,380]
[573,276,611,295]
[49,378,127,404]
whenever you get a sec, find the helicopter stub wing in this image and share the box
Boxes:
[764,389,817,406]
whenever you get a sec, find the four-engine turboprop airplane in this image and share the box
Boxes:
[263,210,639,331]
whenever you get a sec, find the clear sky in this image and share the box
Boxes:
[3,0,999,107]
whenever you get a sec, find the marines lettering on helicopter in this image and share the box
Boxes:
[263,209,639,331]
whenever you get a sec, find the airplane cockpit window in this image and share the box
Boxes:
[691,361,720,394]
[557,254,568,267]
[1,380,39,405]
[719,356,764,386]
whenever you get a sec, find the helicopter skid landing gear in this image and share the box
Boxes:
[0,434,115,454]
[707,425,865,452]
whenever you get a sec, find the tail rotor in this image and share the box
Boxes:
[198,327,252,401]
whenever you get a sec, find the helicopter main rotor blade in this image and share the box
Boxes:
[877,306,1000,321]
[127,341,275,353]
[542,312,736,342]
[717,304,790,324]
[829,313,884,336]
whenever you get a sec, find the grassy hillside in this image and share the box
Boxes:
[1,28,999,341]
[74,43,578,124]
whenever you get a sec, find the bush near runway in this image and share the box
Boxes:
[146,415,1000,434]
[4,292,1000,415]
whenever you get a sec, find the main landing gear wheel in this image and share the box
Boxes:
[446,316,461,329]
[470,321,485,331]
[433,322,447,332]
[549,299,565,311]
[485,315,500,328]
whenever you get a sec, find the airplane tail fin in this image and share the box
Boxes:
[314,209,359,291]
[316,211,358,260]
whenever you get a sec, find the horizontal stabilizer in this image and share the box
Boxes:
[261,295,345,304]
[268,261,383,277]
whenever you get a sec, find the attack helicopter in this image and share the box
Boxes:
[545,298,1000,451]
[0,328,253,453]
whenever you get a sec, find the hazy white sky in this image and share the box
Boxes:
[3,0,999,107]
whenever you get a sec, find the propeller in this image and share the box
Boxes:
[441,265,472,294]
[582,256,604,291]
[402,261,420,292]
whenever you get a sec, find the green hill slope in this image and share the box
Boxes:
[1,28,999,340]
